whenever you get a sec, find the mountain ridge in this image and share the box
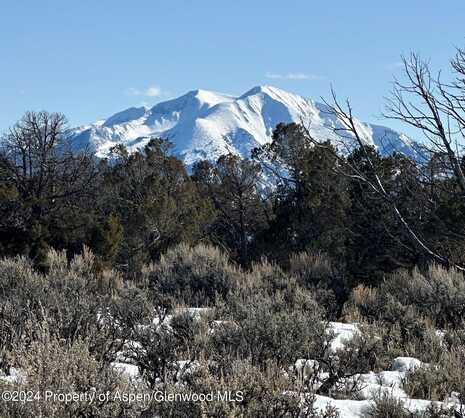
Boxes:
[67,85,418,165]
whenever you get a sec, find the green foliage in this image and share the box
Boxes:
[3,111,465,416]
[0,111,100,262]
[345,149,421,286]
[102,139,215,270]
[2,113,465,290]
[90,214,123,264]
[254,124,350,264]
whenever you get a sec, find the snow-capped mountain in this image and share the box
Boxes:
[67,85,417,165]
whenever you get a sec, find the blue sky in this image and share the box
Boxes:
[1,0,465,138]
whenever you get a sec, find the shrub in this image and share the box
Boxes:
[360,321,444,369]
[342,285,381,322]
[421,403,457,417]
[316,329,382,397]
[0,325,140,418]
[237,259,322,314]
[362,394,455,418]
[147,359,341,418]
[212,290,327,369]
[0,256,45,373]
[362,393,409,418]
[126,308,208,388]
[290,251,348,318]
[210,262,328,370]
[211,260,385,396]
[403,347,465,405]
[0,248,129,374]
[383,265,465,329]
[142,243,238,306]
[344,264,465,329]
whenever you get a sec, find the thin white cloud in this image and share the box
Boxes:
[265,72,324,81]
[386,62,404,70]
[126,85,163,97]
[145,86,161,97]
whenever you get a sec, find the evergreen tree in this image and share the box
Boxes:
[192,154,267,266]
[90,214,124,266]
[419,153,465,266]
[345,148,422,285]
[102,138,214,270]
[254,123,350,264]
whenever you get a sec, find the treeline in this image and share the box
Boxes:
[1,111,465,296]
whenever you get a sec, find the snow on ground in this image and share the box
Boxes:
[314,396,371,418]
[313,395,441,418]
[391,357,423,373]
[1,316,459,417]
[173,307,211,320]
[356,370,407,399]
[109,319,456,417]
[328,321,359,352]
[111,362,140,379]
[0,368,24,384]
[111,318,462,416]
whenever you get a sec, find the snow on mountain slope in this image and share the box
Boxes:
[67,85,418,165]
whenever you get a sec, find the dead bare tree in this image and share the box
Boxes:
[386,51,465,195]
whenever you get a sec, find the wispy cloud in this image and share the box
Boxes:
[386,62,404,70]
[265,72,324,81]
[126,85,163,97]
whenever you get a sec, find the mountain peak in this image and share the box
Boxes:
[184,88,235,105]
[240,85,289,98]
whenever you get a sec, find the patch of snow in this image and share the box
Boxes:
[173,307,211,320]
[313,395,371,418]
[356,370,407,400]
[0,368,24,384]
[329,322,359,352]
[111,362,140,379]
[391,357,423,373]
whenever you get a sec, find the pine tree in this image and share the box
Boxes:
[345,148,421,285]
